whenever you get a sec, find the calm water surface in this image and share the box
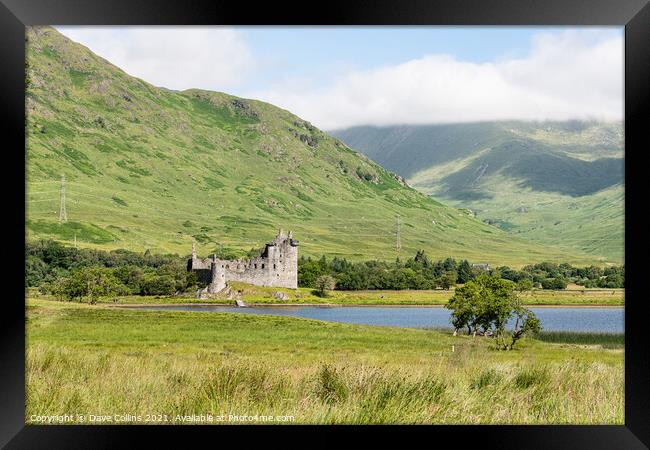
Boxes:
[131,305,624,333]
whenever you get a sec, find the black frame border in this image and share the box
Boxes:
[2,0,648,448]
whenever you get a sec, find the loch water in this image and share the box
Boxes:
[131,305,624,333]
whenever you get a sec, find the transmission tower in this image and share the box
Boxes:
[59,174,67,223]
[396,215,401,251]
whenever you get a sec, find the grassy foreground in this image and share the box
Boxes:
[26,298,623,424]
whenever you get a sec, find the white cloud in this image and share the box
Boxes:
[56,26,254,90]
[247,30,623,130]
[56,27,622,129]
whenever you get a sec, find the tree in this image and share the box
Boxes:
[78,267,126,304]
[541,277,567,290]
[49,267,126,303]
[445,275,541,348]
[456,260,474,284]
[315,275,336,297]
[298,258,325,288]
[515,279,534,292]
[439,271,457,290]
[25,255,51,287]
[113,265,145,294]
[495,299,541,350]
[141,274,176,296]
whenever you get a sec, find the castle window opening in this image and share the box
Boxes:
[262,264,265,269]
[254,264,257,269]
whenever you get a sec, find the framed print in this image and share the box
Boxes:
[1,0,649,447]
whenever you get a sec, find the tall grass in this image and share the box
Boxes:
[25,299,624,425]
[26,343,623,424]
[535,331,624,349]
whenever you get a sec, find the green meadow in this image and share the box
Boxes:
[26,299,623,424]
[75,283,624,306]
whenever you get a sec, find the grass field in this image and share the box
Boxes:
[65,284,624,306]
[26,298,623,424]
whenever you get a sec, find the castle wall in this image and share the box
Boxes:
[188,231,298,290]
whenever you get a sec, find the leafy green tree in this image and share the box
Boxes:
[495,299,541,350]
[515,279,534,292]
[113,265,145,294]
[446,275,541,349]
[541,277,568,290]
[25,255,51,287]
[439,271,457,290]
[298,258,325,288]
[315,275,336,297]
[141,274,176,296]
[48,267,126,304]
[446,275,512,335]
[456,260,474,284]
[413,250,431,268]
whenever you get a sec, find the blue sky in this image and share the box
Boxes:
[237,27,619,90]
[57,26,623,129]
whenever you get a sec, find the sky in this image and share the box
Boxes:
[56,26,623,130]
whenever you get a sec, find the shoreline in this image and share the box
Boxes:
[114,302,624,309]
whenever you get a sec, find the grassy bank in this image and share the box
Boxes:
[26,298,623,424]
[58,284,624,306]
[535,331,624,349]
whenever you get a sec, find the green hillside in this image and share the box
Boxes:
[332,122,624,263]
[25,27,602,266]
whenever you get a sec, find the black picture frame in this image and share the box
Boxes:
[1,0,648,447]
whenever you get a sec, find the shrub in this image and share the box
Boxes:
[314,275,336,298]
[141,274,176,296]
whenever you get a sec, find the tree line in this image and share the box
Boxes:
[27,240,197,301]
[26,240,624,303]
[298,253,624,290]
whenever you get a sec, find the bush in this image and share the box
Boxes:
[541,277,568,290]
[47,267,128,303]
[141,275,176,296]
[314,275,336,297]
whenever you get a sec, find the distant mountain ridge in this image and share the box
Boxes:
[332,121,624,262]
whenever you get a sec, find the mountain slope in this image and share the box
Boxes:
[332,122,624,263]
[25,27,602,266]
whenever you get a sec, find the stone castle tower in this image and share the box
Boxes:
[187,229,299,293]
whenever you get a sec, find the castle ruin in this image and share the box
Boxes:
[187,229,299,293]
